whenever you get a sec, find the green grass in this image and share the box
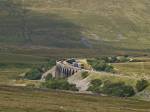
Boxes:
[113,62,150,78]
[0,53,48,85]
[0,53,48,64]
[0,68,29,85]
[0,0,150,55]
[89,72,138,87]
[0,86,150,112]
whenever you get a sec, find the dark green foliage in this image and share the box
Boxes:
[102,82,135,97]
[42,79,78,91]
[136,79,149,92]
[100,56,130,63]
[24,59,55,80]
[104,64,114,72]
[108,56,118,63]
[97,56,130,63]
[87,59,114,72]
[38,59,55,72]
[88,79,102,93]
[87,56,130,72]
[91,79,102,86]
[81,71,89,79]
[88,80,135,97]
[24,68,42,80]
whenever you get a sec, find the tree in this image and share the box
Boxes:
[42,79,78,91]
[24,68,42,80]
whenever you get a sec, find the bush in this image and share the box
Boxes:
[24,68,42,80]
[88,79,102,93]
[24,59,55,80]
[81,71,89,79]
[136,79,149,92]
[88,80,135,97]
[102,82,135,97]
[38,59,56,72]
[92,56,130,63]
[91,79,102,86]
[104,64,114,72]
[93,61,114,72]
[108,56,118,63]
[87,58,114,72]
[42,79,78,91]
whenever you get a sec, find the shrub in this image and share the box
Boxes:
[42,79,78,91]
[101,56,109,62]
[102,82,135,97]
[104,64,114,72]
[88,85,101,93]
[91,79,102,86]
[88,79,102,93]
[94,56,130,63]
[93,61,114,72]
[24,59,55,80]
[109,56,118,63]
[38,59,56,72]
[136,79,149,92]
[88,80,135,97]
[24,68,42,80]
[81,71,89,79]
[87,58,114,72]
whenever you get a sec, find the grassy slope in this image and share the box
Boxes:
[0,68,28,85]
[113,62,150,78]
[0,0,150,53]
[110,57,150,101]
[0,53,48,85]
[89,72,138,87]
[0,86,150,112]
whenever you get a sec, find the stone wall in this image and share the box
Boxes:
[55,61,81,78]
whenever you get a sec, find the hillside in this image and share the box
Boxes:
[0,0,150,54]
[0,1,150,111]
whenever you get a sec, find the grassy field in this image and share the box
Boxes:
[88,72,138,87]
[113,62,150,79]
[0,86,150,112]
[0,68,29,85]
